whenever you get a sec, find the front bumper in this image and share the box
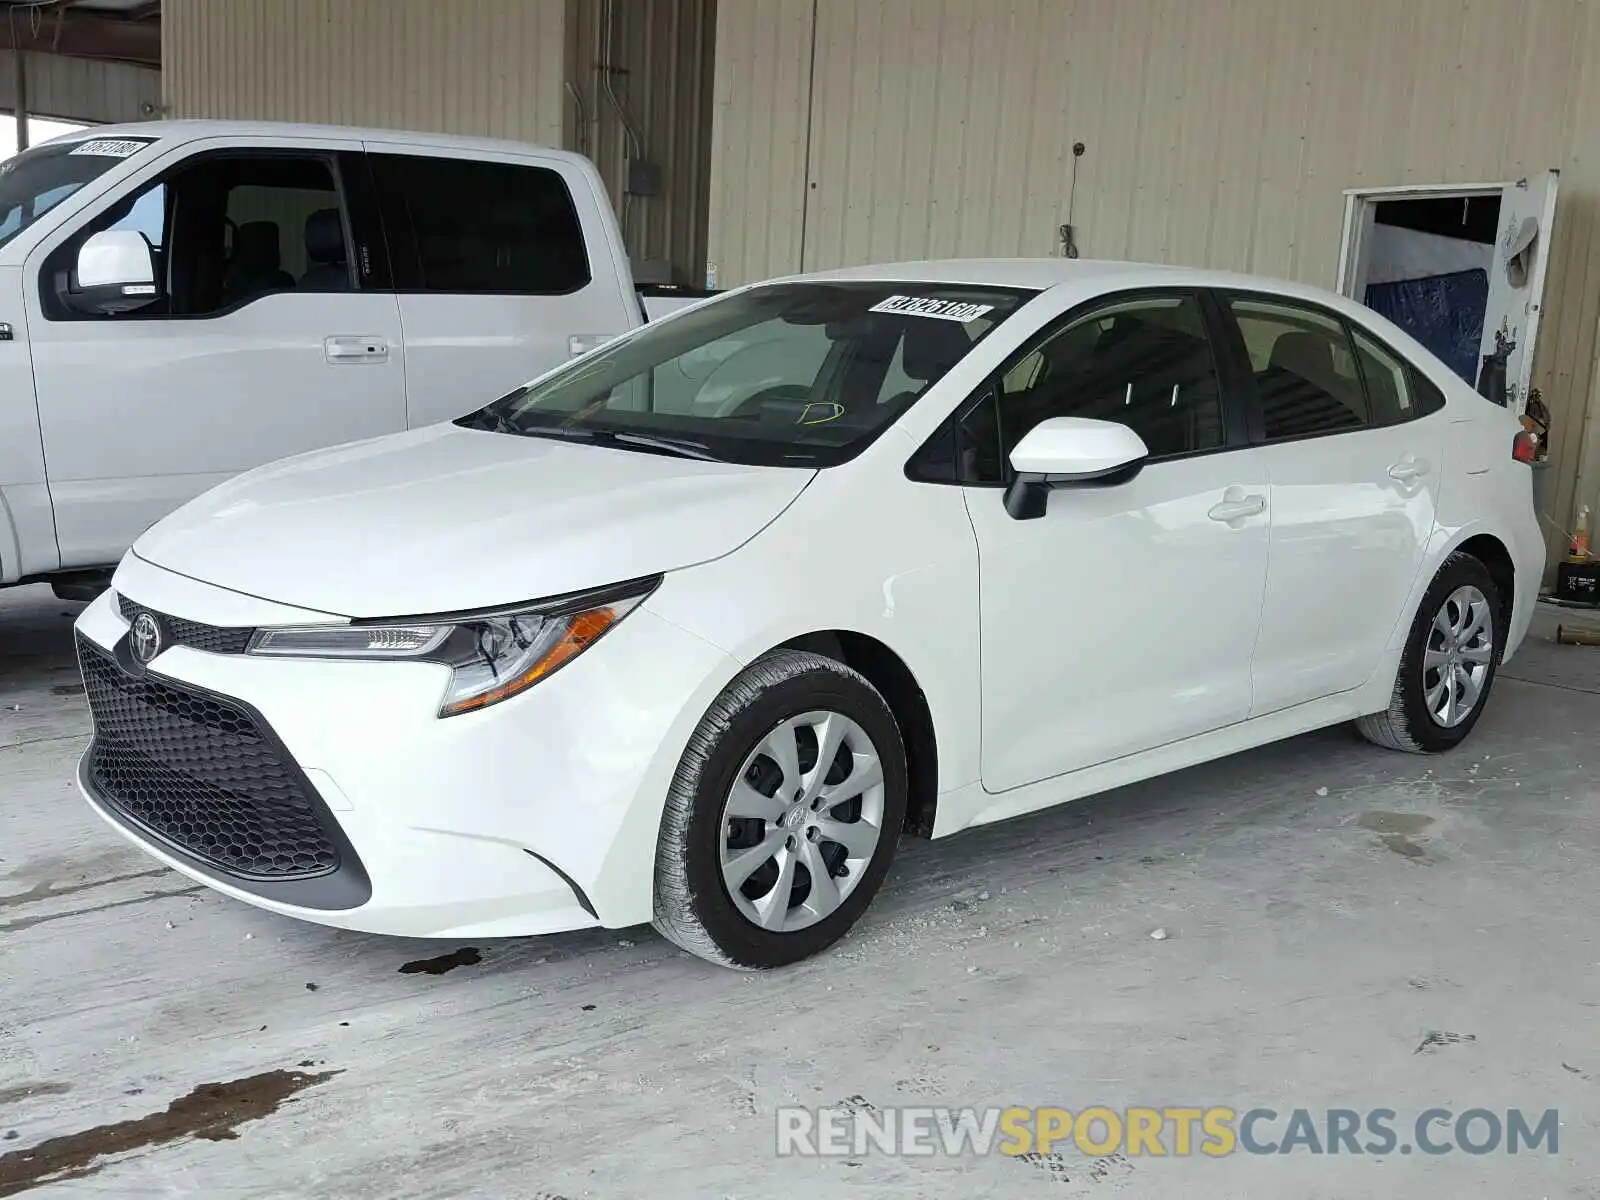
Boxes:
[74,554,735,938]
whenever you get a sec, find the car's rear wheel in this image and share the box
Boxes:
[1356,552,1503,754]
[652,649,908,969]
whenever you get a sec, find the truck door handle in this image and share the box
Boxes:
[1208,491,1266,523]
[1388,456,1431,482]
[323,335,389,364]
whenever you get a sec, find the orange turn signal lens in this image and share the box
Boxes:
[438,605,623,717]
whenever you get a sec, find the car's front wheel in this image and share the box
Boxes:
[1357,552,1504,754]
[652,649,908,969]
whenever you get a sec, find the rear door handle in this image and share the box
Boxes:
[1388,456,1431,482]
[1208,490,1266,524]
[323,335,389,364]
[568,333,615,357]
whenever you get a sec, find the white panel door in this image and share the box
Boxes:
[1479,169,1560,411]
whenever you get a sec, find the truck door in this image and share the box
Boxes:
[24,135,406,569]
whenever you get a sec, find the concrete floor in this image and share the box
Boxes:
[1,582,1598,1199]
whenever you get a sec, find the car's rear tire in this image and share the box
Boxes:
[652,649,908,969]
[1356,552,1504,754]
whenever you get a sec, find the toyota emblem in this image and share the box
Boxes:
[130,612,163,664]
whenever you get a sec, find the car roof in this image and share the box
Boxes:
[37,119,588,164]
[789,257,1360,310]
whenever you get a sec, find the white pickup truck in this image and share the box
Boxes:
[0,120,711,599]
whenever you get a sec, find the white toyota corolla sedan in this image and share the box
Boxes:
[74,260,1543,968]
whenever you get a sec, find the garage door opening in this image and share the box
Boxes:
[1337,173,1559,415]
[1348,192,1500,383]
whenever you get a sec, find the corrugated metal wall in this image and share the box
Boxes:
[0,52,159,124]
[164,0,713,284]
[708,0,1600,551]
[566,0,717,283]
[163,0,568,145]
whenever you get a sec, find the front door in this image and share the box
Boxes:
[25,136,406,568]
[965,291,1270,794]
[1218,293,1447,715]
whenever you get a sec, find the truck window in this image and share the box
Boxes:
[369,152,590,295]
[44,153,354,320]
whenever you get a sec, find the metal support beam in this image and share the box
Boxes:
[0,7,160,69]
[12,28,24,153]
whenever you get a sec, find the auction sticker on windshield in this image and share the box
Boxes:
[869,295,996,322]
[68,139,150,158]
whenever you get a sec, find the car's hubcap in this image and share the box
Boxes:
[718,710,887,933]
[1423,584,1494,728]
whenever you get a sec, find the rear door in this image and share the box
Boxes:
[1216,292,1449,715]
[367,147,639,428]
[25,135,406,568]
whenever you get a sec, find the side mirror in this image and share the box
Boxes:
[1004,417,1149,520]
[67,230,161,315]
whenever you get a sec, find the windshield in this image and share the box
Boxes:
[457,281,1035,467]
[0,136,154,250]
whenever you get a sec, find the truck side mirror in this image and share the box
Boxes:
[67,230,162,315]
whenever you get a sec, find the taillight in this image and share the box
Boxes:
[1512,430,1539,464]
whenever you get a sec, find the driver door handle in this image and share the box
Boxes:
[1208,491,1266,523]
[323,335,389,364]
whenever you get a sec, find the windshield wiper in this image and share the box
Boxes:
[609,432,726,462]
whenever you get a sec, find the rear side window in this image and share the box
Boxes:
[370,153,590,295]
[1411,368,1447,417]
[1226,297,1367,439]
[1351,328,1416,425]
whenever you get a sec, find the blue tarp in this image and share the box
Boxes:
[1363,269,1488,384]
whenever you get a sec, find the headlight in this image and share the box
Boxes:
[246,576,659,717]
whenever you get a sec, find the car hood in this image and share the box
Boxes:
[133,424,815,618]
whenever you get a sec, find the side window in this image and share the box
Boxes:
[46,154,349,319]
[371,153,591,295]
[1351,328,1417,426]
[112,184,167,250]
[1411,368,1447,417]
[1226,297,1367,439]
[996,292,1225,466]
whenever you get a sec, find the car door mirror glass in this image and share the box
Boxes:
[70,229,161,314]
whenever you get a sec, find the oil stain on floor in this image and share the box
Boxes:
[0,1068,340,1197]
[1357,811,1435,860]
[398,947,482,976]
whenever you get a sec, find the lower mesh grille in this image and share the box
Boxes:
[78,634,340,880]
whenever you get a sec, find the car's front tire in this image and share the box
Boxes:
[652,649,908,969]
[1356,552,1504,754]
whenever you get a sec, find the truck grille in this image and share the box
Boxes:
[78,635,340,880]
[117,592,255,655]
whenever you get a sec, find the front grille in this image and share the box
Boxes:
[117,592,254,655]
[78,635,341,880]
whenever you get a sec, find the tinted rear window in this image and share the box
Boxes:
[371,153,590,295]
